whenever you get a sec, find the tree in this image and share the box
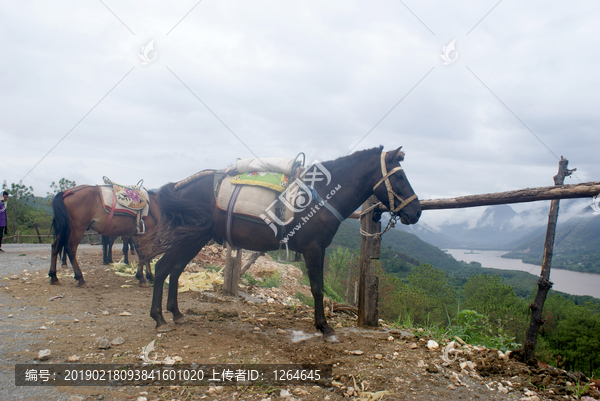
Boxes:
[46,178,77,207]
[2,182,35,236]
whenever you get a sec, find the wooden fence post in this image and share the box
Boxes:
[523,157,575,362]
[358,195,381,327]
[222,243,243,297]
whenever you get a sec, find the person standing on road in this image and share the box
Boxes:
[0,191,8,252]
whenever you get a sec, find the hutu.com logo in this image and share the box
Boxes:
[260,161,341,241]
[592,194,600,215]
[139,40,157,65]
[440,39,458,65]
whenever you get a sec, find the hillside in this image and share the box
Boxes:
[503,207,600,274]
[330,220,544,298]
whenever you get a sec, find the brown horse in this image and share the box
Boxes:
[150,146,421,342]
[50,186,160,287]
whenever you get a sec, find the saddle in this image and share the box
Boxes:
[215,154,305,248]
[100,177,150,234]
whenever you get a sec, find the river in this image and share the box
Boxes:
[446,249,600,299]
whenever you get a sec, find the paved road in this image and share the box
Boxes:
[0,244,99,400]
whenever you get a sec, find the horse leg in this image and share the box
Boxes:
[150,248,181,331]
[102,236,110,265]
[303,247,338,343]
[49,237,61,284]
[65,233,87,287]
[122,237,129,265]
[61,248,68,268]
[134,240,153,287]
[166,239,207,324]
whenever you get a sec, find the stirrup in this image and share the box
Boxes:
[277,241,290,262]
[137,219,146,235]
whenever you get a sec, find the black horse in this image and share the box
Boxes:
[102,236,136,265]
[150,146,421,341]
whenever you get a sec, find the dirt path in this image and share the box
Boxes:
[0,244,598,401]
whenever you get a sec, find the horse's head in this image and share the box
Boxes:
[372,147,421,225]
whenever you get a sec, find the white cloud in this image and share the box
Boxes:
[0,0,597,235]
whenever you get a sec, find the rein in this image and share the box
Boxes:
[360,151,418,238]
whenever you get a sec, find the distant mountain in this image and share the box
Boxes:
[397,205,545,250]
[503,206,600,274]
[329,219,543,297]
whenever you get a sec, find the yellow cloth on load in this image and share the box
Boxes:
[231,171,289,193]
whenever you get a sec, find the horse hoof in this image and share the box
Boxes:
[324,334,340,343]
[156,324,172,333]
[77,282,87,288]
[50,280,60,285]
[61,265,68,269]
[173,316,186,325]
[138,282,149,288]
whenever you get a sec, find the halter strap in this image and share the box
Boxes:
[373,151,418,214]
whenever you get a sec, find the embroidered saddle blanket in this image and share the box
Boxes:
[99,178,150,219]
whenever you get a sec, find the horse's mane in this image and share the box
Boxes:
[322,146,383,170]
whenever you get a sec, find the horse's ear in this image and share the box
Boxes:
[386,146,405,163]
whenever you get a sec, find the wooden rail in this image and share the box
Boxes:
[349,181,600,218]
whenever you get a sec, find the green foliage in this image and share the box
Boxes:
[540,295,600,375]
[442,310,521,351]
[323,247,356,304]
[323,282,343,303]
[243,270,282,289]
[311,215,600,376]
[567,379,592,399]
[241,273,258,286]
[259,271,282,289]
[295,291,314,307]
[1,178,76,244]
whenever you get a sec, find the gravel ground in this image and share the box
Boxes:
[0,244,96,401]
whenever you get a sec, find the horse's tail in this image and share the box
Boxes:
[145,182,214,257]
[51,192,71,256]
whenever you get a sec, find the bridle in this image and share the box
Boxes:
[373,151,418,214]
[360,151,418,238]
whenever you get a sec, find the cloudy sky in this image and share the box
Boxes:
[1,0,598,228]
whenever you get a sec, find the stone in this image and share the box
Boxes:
[119,311,132,316]
[408,342,418,349]
[111,337,125,346]
[96,338,111,350]
[67,355,80,362]
[389,329,416,340]
[37,349,51,360]
[374,354,383,360]
[426,340,439,350]
[427,364,439,373]
[277,329,287,335]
